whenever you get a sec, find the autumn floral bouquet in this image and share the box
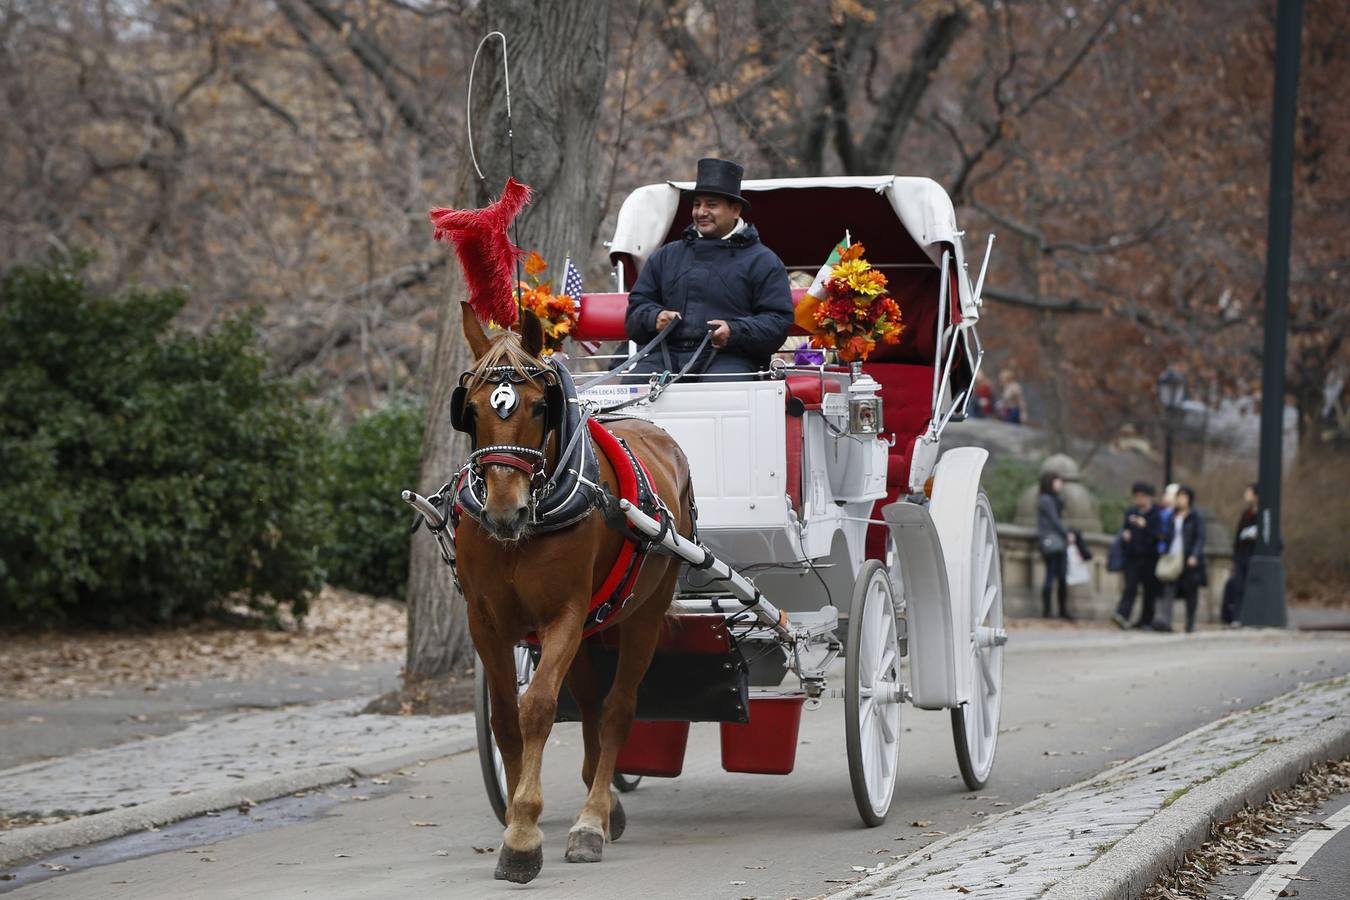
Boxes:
[794,242,904,362]
[516,251,578,355]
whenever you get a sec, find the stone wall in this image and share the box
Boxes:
[997,524,1234,622]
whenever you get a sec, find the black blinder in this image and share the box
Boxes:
[544,378,564,432]
[449,384,471,434]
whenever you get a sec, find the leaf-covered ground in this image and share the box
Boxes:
[0,588,405,702]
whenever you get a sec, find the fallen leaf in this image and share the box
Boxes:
[1150,765,1168,774]
[351,795,370,802]
[1043,751,1062,757]
[0,875,14,881]
[433,850,450,857]
[372,778,390,785]
[911,820,934,827]
[471,846,495,854]
[730,880,747,885]
[921,831,947,837]
[744,864,766,869]
[411,821,439,827]
[948,886,972,894]
[40,864,70,872]
[200,857,216,863]
[409,794,433,800]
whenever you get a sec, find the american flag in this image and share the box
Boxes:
[561,257,600,354]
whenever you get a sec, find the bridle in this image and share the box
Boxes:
[451,362,564,517]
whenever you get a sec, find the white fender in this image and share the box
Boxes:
[926,446,990,706]
[881,501,956,710]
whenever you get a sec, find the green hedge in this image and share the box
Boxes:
[984,456,1040,524]
[0,260,327,627]
[321,400,425,600]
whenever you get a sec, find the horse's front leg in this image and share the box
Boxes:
[566,574,675,863]
[496,611,584,884]
[475,635,525,815]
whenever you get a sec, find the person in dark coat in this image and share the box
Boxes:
[1221,483,1259,625]
[624,158,793,378]
[1036,473,1074,620]
[1111,482,1163,629]
[1152,485,1207,633]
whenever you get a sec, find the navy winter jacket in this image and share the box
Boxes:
[625,223,793,370]
[1120,504,1163,559]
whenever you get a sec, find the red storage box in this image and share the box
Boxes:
[719,695,806,775]
[616,720,690,777]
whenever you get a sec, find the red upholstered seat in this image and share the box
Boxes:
[574,292,630,342]
[862,363,934,559]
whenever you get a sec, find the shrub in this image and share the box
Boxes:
[0,260,327,627]
[984,456,1040,523]
[322,399,426,600]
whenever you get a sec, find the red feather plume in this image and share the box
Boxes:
[429,178,533,326]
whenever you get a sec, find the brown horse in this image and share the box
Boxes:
[454,305,693,883]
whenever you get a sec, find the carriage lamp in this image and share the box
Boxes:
[847,363,884,435]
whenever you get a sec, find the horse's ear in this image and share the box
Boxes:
[461,302,493,358]
[519,308,545,359]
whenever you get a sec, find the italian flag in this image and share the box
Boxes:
[795,231,850,332]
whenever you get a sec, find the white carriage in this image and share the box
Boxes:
[474,176,1005,826]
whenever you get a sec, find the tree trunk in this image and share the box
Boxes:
[405,0,613,681]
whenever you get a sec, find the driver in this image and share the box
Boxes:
[623,158,793,378]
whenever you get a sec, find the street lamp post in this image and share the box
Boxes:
[1157,369,1186,486]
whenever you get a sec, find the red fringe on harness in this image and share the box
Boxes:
[429,178,532,327]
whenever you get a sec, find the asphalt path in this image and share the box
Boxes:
[7,628,1350,900]
[1205,791,1350,900]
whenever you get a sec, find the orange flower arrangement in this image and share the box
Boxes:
[794,242,904,362]
[516,251,578,355]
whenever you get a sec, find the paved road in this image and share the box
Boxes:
[1206,791,1350,900]
[6,629,1350,900]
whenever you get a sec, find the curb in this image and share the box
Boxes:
[0,733,477,868]
[827,676,1350,900]
[1042,713,1350,900]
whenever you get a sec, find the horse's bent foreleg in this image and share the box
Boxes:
[497,612,584,884]
[566,573,675,863]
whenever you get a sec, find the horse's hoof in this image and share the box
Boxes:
[609,796,627,842]
[564,827,604,863]
[495,844,543,883]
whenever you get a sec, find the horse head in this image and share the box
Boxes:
[454,303,562,541]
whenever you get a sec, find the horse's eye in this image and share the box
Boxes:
[531,400,546,418]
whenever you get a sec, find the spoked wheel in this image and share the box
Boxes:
[951,491,1007,790]
[475,644,534,826]
[845,559,902,827]
[612,771,643,793]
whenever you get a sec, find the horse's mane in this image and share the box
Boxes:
[467,329,545,392]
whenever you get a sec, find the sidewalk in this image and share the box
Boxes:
[0,699,475,866]
[830,673,1350,899]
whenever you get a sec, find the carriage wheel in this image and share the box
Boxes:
[845,559,902,827]
[951,491,1006,790]
[612,771,643,793]
[474,644,534,826]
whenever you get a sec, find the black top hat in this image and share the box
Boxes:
[690,157,750,210]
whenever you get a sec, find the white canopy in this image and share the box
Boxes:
[607,176,978,322]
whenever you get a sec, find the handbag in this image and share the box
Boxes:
[1066,544,1091,586]
[1155,551,1184,583]
[1040,532,1066,555]
[1106,533,1126,573]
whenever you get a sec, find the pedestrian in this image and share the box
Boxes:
[997,369,1025,424]
[1221,483,1259,626]
[1111,481,1163,629]
[1152,485,1207,633]
[1036,472,1074,620]
[1156,482,1179,555]
[971,370,995,418]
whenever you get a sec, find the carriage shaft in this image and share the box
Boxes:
[615,498,789,637]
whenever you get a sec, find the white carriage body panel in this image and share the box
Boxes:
[642,381,789,531]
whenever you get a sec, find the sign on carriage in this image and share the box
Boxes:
[577,383,650,407]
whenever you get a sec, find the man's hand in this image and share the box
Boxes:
[707,319,731,349]
[655,310,680,331]
[1123,531,1132,542]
